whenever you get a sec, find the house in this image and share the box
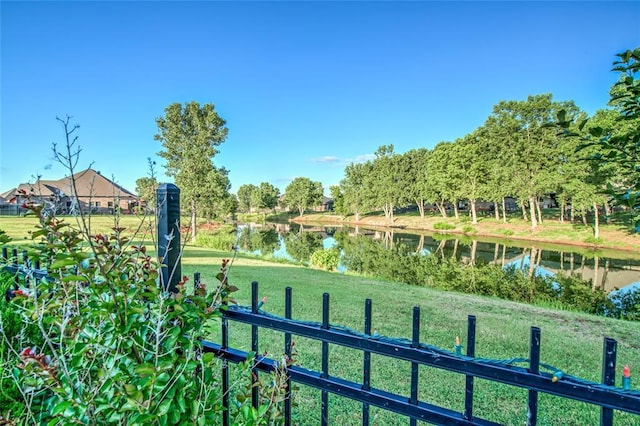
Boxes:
[1,168,139,214]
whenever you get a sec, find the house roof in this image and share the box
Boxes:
[55,168,137,198]
[1,168,137,201]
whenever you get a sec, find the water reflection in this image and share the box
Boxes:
[235,223,640,292]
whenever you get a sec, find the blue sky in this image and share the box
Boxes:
[1,1,639,196]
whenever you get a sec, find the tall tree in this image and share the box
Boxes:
[487,94,574,228]
[257,182,281,211]
[237,184,259,213]
[402,148,430,220]
[199,167,234,220]
[338,162,372,221]
[425,142,455,218]
[368,145,408,223]
[284,177,323,217]
[155,101,228,239]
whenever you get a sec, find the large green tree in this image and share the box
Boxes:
[402,148,430,219]
[155,101,229,239]
[284,177,323,217]
[336,162,372,221]
[237,184,259,213]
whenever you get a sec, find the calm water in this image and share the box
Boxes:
[235,223,640,292]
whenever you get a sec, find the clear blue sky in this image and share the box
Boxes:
[2,1,639,196]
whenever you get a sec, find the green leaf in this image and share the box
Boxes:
[51,400,72,416]
[49,258,77,269]
[156,398,172,417]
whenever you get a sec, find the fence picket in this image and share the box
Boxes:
[362,299,372,426]
[464,316,477,421]
[527,327,541,426]
[601,338,617,426]
[321,293,330,426]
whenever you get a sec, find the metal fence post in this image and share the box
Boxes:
[156,183,181,293]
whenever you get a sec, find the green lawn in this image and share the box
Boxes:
[181,246,640,425]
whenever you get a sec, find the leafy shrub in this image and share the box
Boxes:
[194,225,237,250]
[1,201,288,425]
[461,225,475,234]
[433,222,455,231]
[310,249,340,271]
[583,236,604,245]
[1,269,47,419]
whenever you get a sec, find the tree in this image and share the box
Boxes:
[199,166,234,220]
[487,94,575,228]
[402,148,430,220]
[425,142,455,218]
[368,145,408,223]
[237,184,259,213]
[257,182,281,211]
[155,101,229,239]
[135,176,159,211]
[284,177,323,217]
[337,162,372,221]
[557,48,640,232]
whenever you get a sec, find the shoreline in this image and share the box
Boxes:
[290,213,640,256]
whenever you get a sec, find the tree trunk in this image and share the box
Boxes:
[581,207,587,226]
[521,200,528,222]
[494,201,500,221]
[535,198,543,224]
[560,200,566,223]
[416,200,425,220]
[593,202,600,239]
[501,197,507,223]
[437,201,448,218]
[453,202,460,220]
[529,196,538,229]
[470,199,478,224]
[604,201,612,224]
[355,212,361,222]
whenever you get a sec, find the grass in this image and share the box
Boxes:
[182,246,640,425]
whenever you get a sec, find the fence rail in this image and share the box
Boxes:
[197,279,640,426]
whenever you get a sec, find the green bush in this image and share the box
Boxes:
[194,225,238,250]
[433,222,455,231]
[310,249,340,271]
[461,225,475,234]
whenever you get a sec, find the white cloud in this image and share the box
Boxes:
[310,153,375,166]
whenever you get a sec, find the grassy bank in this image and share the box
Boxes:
[181,246,640,425]
[293,210,640,254]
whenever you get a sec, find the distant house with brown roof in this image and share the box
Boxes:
[1,168,139,214]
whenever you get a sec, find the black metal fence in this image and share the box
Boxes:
[199,278,640,426]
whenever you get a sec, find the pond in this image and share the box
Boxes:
[235,222,640,293]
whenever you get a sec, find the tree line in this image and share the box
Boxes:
[331,49,640,237]
[136,48,639,238]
